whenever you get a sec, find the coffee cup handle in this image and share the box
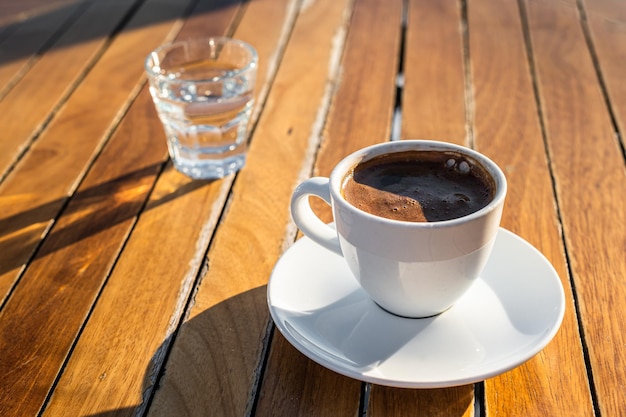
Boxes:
[290,177,342,255]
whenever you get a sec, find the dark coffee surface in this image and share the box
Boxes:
[342,150,494,222]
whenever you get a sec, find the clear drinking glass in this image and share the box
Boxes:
[145,37,258,179]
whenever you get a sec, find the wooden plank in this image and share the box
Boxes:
[0,0,196,415]
[0,0,79,26]
[0,88,167,417]
[0,0,188,303]
[370,386,474,417]
[41,0,291,416]
[468,0,594,415]
[0,0,85,95]
[41,161,234,417]
[311,0,403,226]
[582,0,626,147]
[302,0,417,415]
[525,0,626,415]
[582,0,626,22]
[367,1,473,416]
[256,334,361,417]
[401,0,466,144]
[0,0,140,180]
[148,0,365,416]
[315,0,403,175]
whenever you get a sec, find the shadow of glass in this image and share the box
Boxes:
[0,163,213,277]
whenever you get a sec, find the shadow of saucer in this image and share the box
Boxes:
[77,286,268,417]
[77,283,475,417]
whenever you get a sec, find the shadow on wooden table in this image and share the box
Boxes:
[0,163,210,277]
[81,285,475,417]
[75,285,268,417]
[0,0,248,65]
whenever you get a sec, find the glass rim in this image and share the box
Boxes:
[144,36,258,82]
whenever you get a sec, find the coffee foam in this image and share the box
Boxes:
[341,150,495,222]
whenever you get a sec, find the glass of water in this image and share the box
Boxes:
[145,37,258,179]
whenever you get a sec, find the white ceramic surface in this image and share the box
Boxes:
[290,140,507,318]
[267,228,565,388]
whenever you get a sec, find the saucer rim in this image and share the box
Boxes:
[267,227,565,388]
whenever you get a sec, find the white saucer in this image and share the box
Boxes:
[267,228,565,388]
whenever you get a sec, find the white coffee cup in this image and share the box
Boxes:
[290,140,507,318]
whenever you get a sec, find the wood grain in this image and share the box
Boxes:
[366,1,473,416]
[369,386,474,417]
[0,0,194,415]
[39,165,233,417]
[0,0,188,303]
[582,0,626,147]
[148,0,359,415]
[314,1,412,416]
[13,88,168,417]
[143,0,352,416]
[44,2,284,416]
[312,0,403,226]
[525,0,626,415]
[0,0,81,26]
[401,0,467,144]
[469,0,594,414]
[0,87,168,417]
[0,0,138,179]
[316,0,403,172]
[256,333,361,417]
[0,0,623,415]
[0,0,86,94]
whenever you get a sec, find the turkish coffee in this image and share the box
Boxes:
[341,150,495,222]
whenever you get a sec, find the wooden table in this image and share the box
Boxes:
[1,0,624,415]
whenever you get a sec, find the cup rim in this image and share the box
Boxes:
[144,36,258,82]
[329,140,507,228]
